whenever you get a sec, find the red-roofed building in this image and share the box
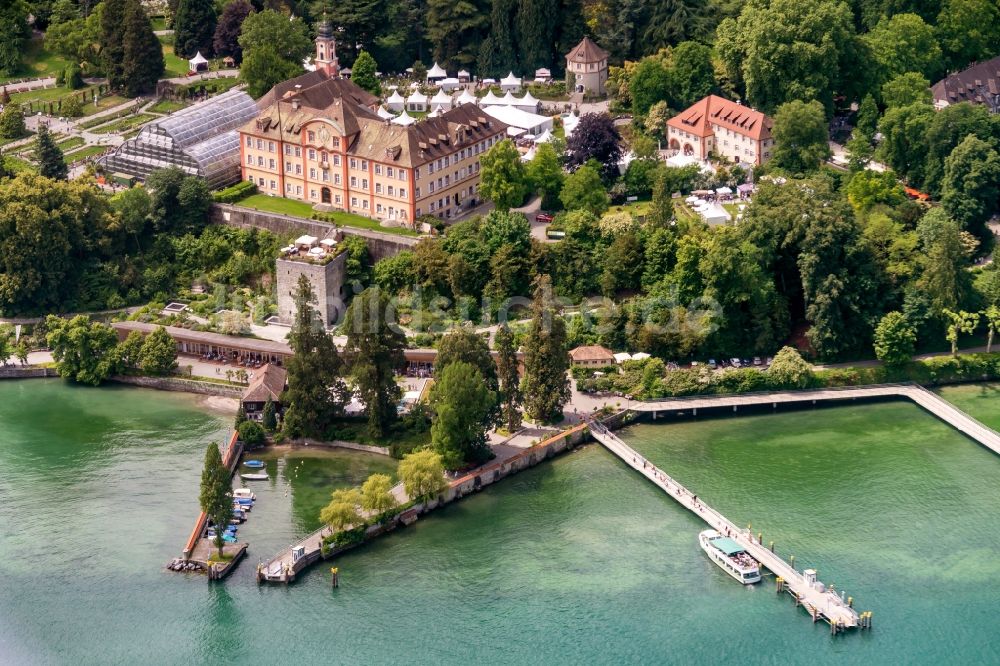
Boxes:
[666,95,775,166]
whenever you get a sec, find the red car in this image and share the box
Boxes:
[535,213,554,223]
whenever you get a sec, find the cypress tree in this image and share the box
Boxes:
[174,0,217,58]
[34,125,68,181]
[520,275,570,423]
[262,397,277,431]
[99,0,128,89]
[122,0,165,97]
[199,443,232,557]
[515,0,559,72]
[351,51,380,97]
[495,323,522,432]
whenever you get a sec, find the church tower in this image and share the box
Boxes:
[315,17,339,77]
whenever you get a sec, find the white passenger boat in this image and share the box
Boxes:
[699,529,761,584]
[239,472,269,481]
[233,488,256,501]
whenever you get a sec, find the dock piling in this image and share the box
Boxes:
[331,566,339,588]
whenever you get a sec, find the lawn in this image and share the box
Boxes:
[5,155,36,173]
[161,41,189,79]
[0,38,71,84]
[9,84,95,104]
[607,196,652,217]
[148,99,189,114]
[151,16,168,31]
[91,113,156,134]
[237,194,420,236]
[56,136,85,151]
[65,144,108,162]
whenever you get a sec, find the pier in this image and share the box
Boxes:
[588,420,863,632]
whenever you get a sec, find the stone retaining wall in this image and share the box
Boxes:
[287,438,391,457]
[212,204,420,262]
[0,366,58,379]
[110,374,244,398]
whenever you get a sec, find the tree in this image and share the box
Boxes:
[520,275,570,423]
[873,311,916,366]
[984,305,1000,354]
[560,162,609,216]
[64,64,84,90]
[373,251,416,293]
[426,0,488,69]
[46,315,119,385]
[943,309,980,355]
[113,330,146,370]
[238,10,310,97]
[876,103,935,185]
[0,1,31,77]
[138,325,177,375]
[430,361,495,469]
[771,100,830,173]
[436,325,498,396]
[881,72,931,110]
[262,397,277,431]
[494,323,522,432]
[0,105,27,140]
[237,419,265,446]
[936,0,1000,72]
[643,0,709,46]
[940,135,1000,241]
[918,209,972,315]
[0,327,14,366]
[319,488,361,531]
[360,473,397,514]
[99,0,128,88]
[864,13,943,84]
[629,57,671,117]
[199,443,232,557]
[670,41,715,108]
[146,167,211,234]
[121,0,164,97]
[282,275,348,438]
[855,94,879,142]
[397,449,447,501]
[766,346,813,388]
[34,125,68,181]
[479,139,529,210]
[351,50,380,97]
[62,95,84,118]
[14,339,29,366]
[212,0,252,64]
[644,101,671,141]
[565,113,622,178]
[173,0,216,58]
[526,143,564,211]
[344,287,406,438]
[716,0,865,113]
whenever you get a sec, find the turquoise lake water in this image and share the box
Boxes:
[2,379,999,664]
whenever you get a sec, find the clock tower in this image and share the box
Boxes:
[315,17,339,77]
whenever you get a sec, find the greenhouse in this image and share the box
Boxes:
[99,90,259,189]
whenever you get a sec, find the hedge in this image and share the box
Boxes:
[212,180,257,203]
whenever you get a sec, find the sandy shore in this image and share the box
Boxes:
[197,395,240,414]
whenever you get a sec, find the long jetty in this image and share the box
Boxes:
[177,432,243,564]
[588,420,864,632]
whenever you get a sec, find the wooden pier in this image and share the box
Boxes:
[588,420,863,631]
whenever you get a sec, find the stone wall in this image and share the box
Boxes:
[0,366,58,379]
[212,204,420,262]
[276,252,347,326]
[288,438,392,457]
[110,374,244,398]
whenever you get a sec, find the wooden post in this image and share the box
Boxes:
[769,540,774,552]
[331,566,339,588]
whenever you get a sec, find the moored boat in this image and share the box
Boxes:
[233,488,256,500]
[240,472,269,481]
[243,460,265,468]
[699,529,761,584]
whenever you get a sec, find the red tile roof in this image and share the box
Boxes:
[667,95,773,142]
[566,37,609,64]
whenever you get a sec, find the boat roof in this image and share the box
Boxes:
[709,536,745,556]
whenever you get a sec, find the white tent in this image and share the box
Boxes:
[480,90,504,106]
[534,68,552,82]
[457,69,471,82]
[613,352,632,364]
[439,77,461,92]
[188,51,209,72]
[405,91,427,112]
[500,71,522,91]
[715,186,733,195]
[426,62,447,80]
[500,90,519,106]
[385,90,405,112]
[515,90,540,112]
[391,110,416,126]
[520,145,536,162]
[562,113,580,139]
[430,89,453,110]
[631,352,651,361]
[428,105,444,118]
[455,88,478,106]
[534,129,554,144]
[666,153,714,173]
[376,105,396,119]
[483,105,553,137]
[700,203,732,226]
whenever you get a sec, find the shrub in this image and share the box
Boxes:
[212,180,257,203]
[237,420,266,447]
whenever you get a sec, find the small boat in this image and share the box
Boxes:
[240,472,269,481]
[699,529,761,585]
[243,460,265,469]
[233,488,256,500]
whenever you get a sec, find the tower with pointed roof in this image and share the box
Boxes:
[315,16,339,77]
[565,37,609,96]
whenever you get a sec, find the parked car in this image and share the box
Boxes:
[730,358,741,368]
[753,357,762,366]
[708,359,717,369]
[536,212,554,224]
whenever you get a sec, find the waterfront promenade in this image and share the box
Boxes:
[589,419,864,631]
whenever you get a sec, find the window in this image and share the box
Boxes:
[270,180,276,190]
[429,182,435,193]
[284,144,291,155]
[308,131,315,142]
[321,171,329,182]
[428,163,435,174]
[258,177,265,186]
[245,136,252,147]
[310,189,316,199]
[415,187,421,197]
[387,185,394,196]
[351,197,358,207]
[294,147,301,157]
[350,176,357,187]
[285,163,292,172]
[416,208,422,216]
[374,165,382,175]
[334,174,341,185]
[333,155,341,166]
[268,141,275,152]
[430,202,436,212]
[296,185,302,195]
[399,188,406,198]
[310,168,317,179]
[398,168,406,180]
[269,159,275,169]
[256,139,263,150]
[362,179,368,190]
[350,158,358,169]
[376,204,383,213]
[295,165,302,175]
[376,183,383,194]
[321,151,327,163]
[414,167,420,178]
[246,155,252,165]
[361,160,368,170]
[308,149,316,161]
[257,156,264,166]
[386,166,394,177]
[335,195,342,204]
[286,183,292,192]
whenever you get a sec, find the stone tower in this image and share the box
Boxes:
[315,17,339,77]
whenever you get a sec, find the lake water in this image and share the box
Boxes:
[2,380,999,664]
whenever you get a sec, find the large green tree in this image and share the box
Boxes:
[940,134,1000,242]
[121,0,165,97]
[873,311,916,366]
[881,72,931,109]
[629,57,671,117]
[282,275,348,438]
[864,13,943,84]
[360,473,397,514]
[771,99,830,174]
[34,125,68,181]
[520,275,570,423]
[199,443,232,557]
[0,106,26,140]
[479,139,529,210]
[344,287,406,438]
[426,0,488,69]
[494,322,522,432]
[397,449,447,502]
[99,0,128,87]
[936,0,1000,72]
[526,143,564,211]
[0,1,31,77]
[430,361,496,469]
[238,10,311,97]
[45,315,119,385]
[174,0,217,58]
[351,50,380,96]
[139,325,178,375]
[212,0,252,64]
[670,41,715,109]
[560,163,609,216]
